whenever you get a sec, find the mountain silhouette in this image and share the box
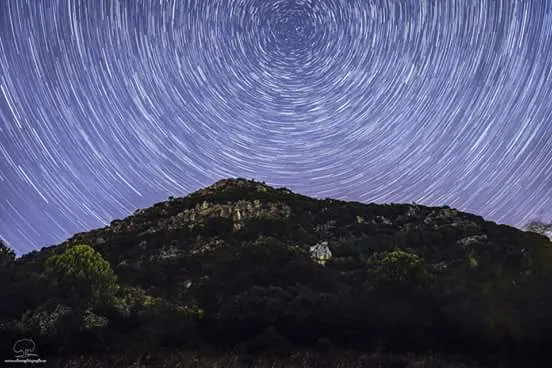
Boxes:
[1,178,551,367]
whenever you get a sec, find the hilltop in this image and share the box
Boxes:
[1,178,551,367]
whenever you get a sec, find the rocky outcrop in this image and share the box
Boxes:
[457,235,488,248]
[310,241,332,265]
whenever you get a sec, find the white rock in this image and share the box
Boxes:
[310,242,332,265]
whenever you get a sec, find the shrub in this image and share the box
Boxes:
[370,249,427,285]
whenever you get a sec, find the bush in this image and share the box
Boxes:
[370,249,427,286]
[15,301,72,338]
[201,217,234,236]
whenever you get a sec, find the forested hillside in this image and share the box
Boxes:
[1,178,551,367]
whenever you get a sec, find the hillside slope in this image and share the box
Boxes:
[1,178,551,366]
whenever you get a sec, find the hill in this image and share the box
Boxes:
[1,178,552,367]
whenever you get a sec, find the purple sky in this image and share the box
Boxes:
[1,0,551,255]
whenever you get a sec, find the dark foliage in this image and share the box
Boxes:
[1,178,551,366]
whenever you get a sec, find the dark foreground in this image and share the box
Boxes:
[27,349,533,368]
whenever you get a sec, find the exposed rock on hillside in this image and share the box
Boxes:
[2,178,552,366]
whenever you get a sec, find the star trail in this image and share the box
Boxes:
[1,0,551,255]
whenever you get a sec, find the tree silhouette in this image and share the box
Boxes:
[525,220,552,238]
[0,239,15,266]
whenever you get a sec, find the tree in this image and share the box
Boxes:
[45,244,118,308]
[0,239,16,298]
[0,239,16,266]
[525,220,552,238]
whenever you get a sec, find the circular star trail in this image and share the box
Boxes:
[1,0,551,254]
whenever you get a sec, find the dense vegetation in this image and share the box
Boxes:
[1,178,551,367]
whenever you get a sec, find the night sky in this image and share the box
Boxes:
[1,0,551,255]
